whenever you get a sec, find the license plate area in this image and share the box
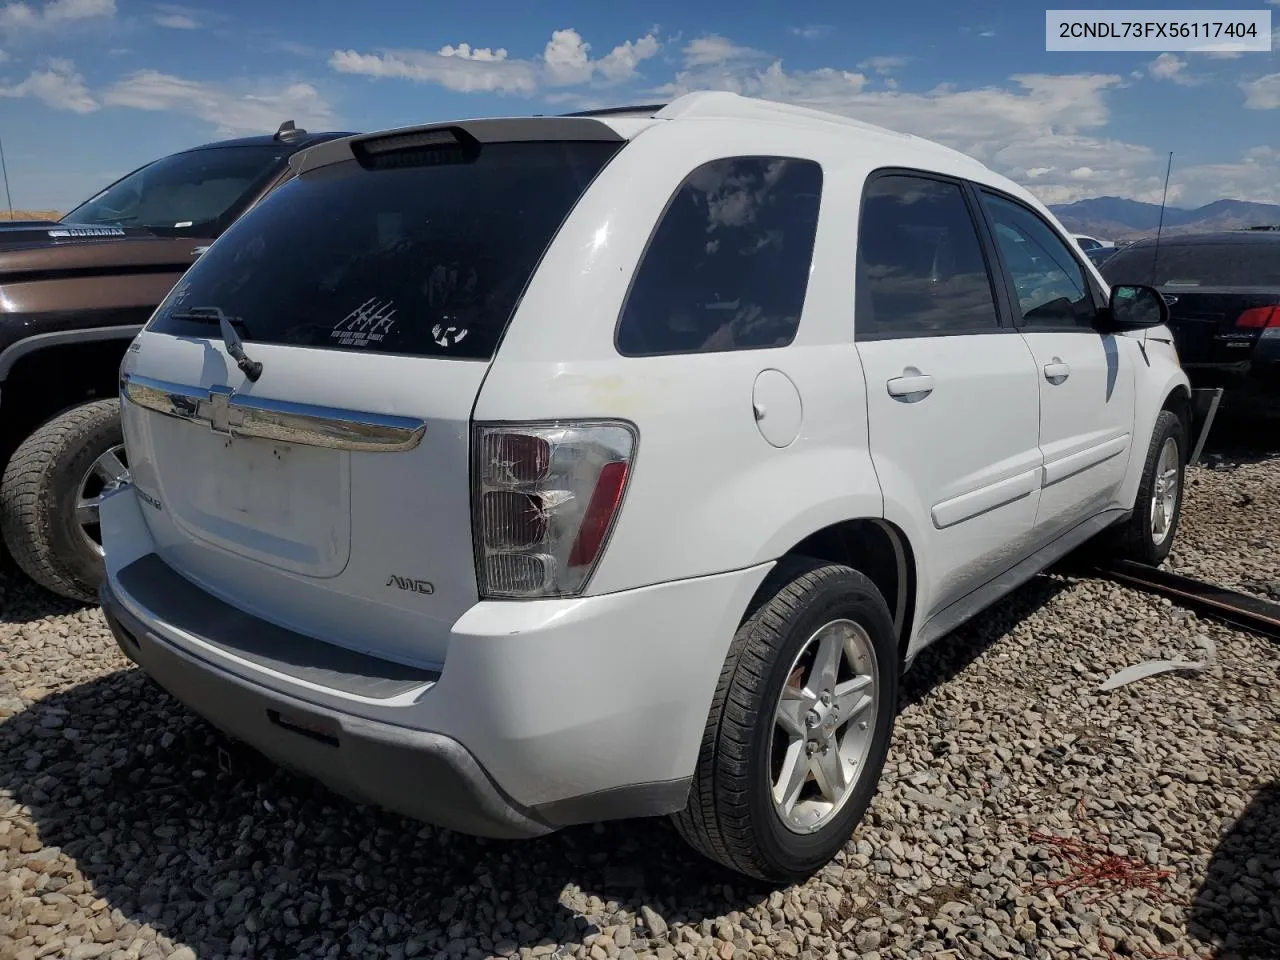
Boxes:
[150,414,352,577]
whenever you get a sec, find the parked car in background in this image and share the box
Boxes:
[1072,233,1115,252]
[99,92,1189,883]
[1083,245,1119,269]
[0,121,354,603]
[1100,231,1280,405]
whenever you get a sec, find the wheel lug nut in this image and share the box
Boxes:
[806,710,820,728]
[820,692,832,706]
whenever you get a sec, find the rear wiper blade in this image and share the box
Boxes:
[167,306,264,382]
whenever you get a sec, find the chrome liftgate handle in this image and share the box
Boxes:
[119,373,428,453]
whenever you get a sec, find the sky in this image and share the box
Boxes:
[0,0,1278,212]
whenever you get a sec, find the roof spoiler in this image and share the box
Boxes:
[286,115,628,177]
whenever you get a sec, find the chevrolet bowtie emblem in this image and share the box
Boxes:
[198,386,243,436]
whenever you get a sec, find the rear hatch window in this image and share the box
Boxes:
[147,138,622,360]
[1102,242,1280,287]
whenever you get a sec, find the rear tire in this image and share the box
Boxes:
[0,399,127,603]
[1108,409,1186,567]
[671,556,899,883]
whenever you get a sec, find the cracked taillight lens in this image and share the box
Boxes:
[472,421,636,598]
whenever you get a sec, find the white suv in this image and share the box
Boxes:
[100,92,1191,883]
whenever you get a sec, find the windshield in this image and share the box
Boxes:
[146,139,622,360]
[60,144,290,237]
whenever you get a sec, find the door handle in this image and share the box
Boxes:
[886,372,934,400]
[1043,358,1071,384]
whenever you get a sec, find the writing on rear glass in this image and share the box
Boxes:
[332,297,398,347]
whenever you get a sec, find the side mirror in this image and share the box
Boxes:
[1102,283,1169,331]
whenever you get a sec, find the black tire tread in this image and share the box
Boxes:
[0,399,121,602]
[671,555,890,881]
[1113,409,1184,565]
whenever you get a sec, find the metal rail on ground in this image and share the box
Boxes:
[1097,559,1280,640]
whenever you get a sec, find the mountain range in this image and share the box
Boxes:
[1048,197,1280,242]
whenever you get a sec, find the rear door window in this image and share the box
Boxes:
[854,173,1002,338]
[615,156,823,356]
[147,139,622,360]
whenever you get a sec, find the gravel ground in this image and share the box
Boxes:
[1,436,1277,960]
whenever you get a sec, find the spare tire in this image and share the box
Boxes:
[0,399,129,603]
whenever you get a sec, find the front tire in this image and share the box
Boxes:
[1110,409,1186,566]
[672,556,899,883]
[0,399,128,603]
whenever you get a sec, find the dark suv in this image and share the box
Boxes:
[1100,231,1280,406]
[0,121,353,602]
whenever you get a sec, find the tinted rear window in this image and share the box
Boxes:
[1101,241,1280,287]
[615,156,822,356]
[148,140,621,360]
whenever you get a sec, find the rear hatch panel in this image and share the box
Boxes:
[118,127,626,669]
[122,335,489,667]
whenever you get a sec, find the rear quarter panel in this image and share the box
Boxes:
[475,119,886,596]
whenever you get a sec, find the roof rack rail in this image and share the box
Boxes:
[558,104,668,118]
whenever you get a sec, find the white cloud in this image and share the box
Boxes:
[331,28,659,93]
[858,55,909,76]
[329,47,538,93]
[0,3,33,30]
[1147,52,1199,85]
[682,34,764,67]
[978,30,996,38]
[103,70,334,135]
[438,42,509,62]
[789,25,829,40]
[659,41,1156,204]
[0,0,114,32]
[154,13,196,28]
[595,33,660,83]
[0,47,8,61]
[542,28,593,85]
[1171,147,1280,205]
[1242,72,1280,108]
[660,34,869,104]
[153,3,199,29]
[654,33,1280,206]
[0,56,95,111]
[44,0,109,18]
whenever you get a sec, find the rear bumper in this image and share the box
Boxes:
[99,485,772,836]
[102,578,551,839]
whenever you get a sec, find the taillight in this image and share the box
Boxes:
[472,421,637,598]
[1236,306,1280,336]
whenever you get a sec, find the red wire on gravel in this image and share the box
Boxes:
[1026,828,1176,904]
[1023,799,1213,960]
